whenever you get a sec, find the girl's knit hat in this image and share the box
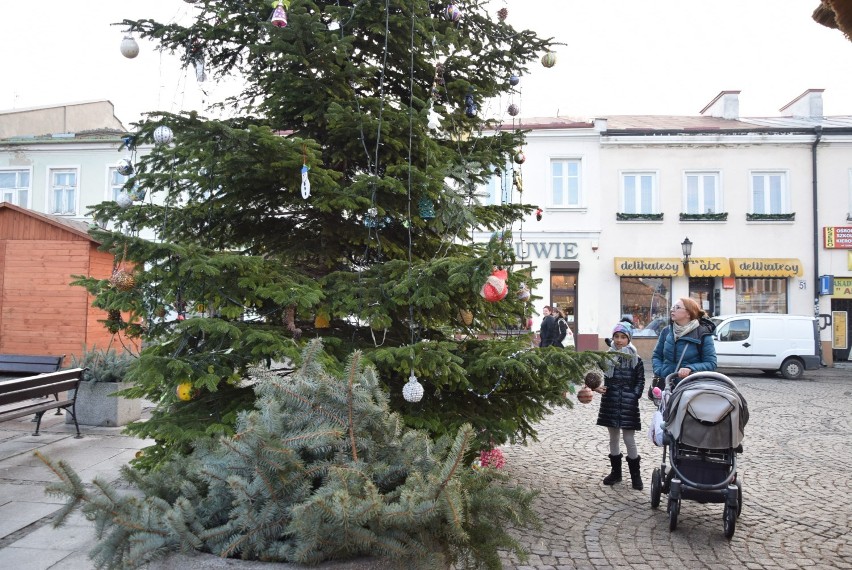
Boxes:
[612,322,633,341]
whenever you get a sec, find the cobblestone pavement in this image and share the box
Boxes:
[498,368,852,570]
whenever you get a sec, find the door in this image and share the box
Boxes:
[714,317,753,367]
[689,277,715,316]
[551,271,577,340]
[831,299,852,362]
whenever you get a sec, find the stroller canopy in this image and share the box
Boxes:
[664,373,749,449]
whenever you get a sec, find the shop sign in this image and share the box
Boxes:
[834,277,852,298]
[823,226,852,249]
[729,258,802,277]
[613,257,684,277]
[686,257,731,277]
[832,311,848,350]
[514,241,578,260]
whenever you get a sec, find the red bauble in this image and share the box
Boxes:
[577,386,594,404]
[480,268,509,302]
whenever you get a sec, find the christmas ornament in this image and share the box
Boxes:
[121,135,135,150]
[176,382,194,401]
[509,74,520,87]
[458,308,473,326]
[480,268,509,302]
[507,103,520,117]
[120,34,139,59]
[514,151,525,165]
[464,93,477,118]
[418,197,436,220]
[512,170,523,193]
[402,370,424,402]
[153,125,173,145]
[300,164,311,199]
[270,1,288,27]
[109,268,135,292]
[116,192,134,208]
[154,306,167,318]
[535,208,542,221]
[129,185,146,201]
[117,158,134,176]
[134,450,144,458]
[479,448,506,469]
[541,52,557,68]
[314,314,330,329]
[584,371,603,391]
[516,282,530,301]
[106,309,123,334]
[446,4,462,22]
[194,56,207,82]
[497,7,509,21]
[577,386,594,404]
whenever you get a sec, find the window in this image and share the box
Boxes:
[621,172,657,214]
[717,319,750,343]
[479,168,510,205]
[750,172,787,214]
[619,277,671,336]
[684,172,720,214]
[49,168,78,215]
[109,168,129,201]
[735,278,787,313]
[550,159,581,207]
[0,169,30,207]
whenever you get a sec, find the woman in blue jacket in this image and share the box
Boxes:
[652,297,717,385]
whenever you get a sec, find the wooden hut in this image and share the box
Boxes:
[0,202,117,365]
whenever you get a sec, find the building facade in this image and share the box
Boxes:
[493,90,852,364]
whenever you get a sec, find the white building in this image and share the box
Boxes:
[487,90,852,365]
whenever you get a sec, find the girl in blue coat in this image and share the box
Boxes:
[652,297,717,386]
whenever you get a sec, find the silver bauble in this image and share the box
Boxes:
[402,371,424,403]
[120,35,139,59]
[116,192,134,208]
[153,125,174,145]
[117,158,134,176]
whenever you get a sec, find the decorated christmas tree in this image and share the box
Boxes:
[76,0,603,467]
[39,341,540,569]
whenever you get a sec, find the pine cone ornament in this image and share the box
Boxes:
[497,7,508,21]
[109,269,135,292]
[584,371,603,390]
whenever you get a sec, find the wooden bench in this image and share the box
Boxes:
[0,368,85,438]
[0,354,65,378]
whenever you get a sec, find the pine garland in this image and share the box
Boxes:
[38,340,539,569]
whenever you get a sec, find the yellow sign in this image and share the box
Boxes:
[849,251,852,271]
[614,258,684,277]
[832,311,848,350]
[729,258,802,277]
[686,257,731,277]
[834,277,852,298]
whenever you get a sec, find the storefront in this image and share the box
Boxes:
[728,258,803,314]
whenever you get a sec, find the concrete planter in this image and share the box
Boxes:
[66,381,141,427]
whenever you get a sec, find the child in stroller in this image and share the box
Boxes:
[649,371,749,538]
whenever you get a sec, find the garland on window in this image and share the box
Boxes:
[746,212,795,221]
[616,212,664,221]
[679,212,728,221]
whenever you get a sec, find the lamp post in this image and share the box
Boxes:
[681,237,693,274]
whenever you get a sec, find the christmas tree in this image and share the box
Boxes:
[76,0,604,466]
[39,341,539,569]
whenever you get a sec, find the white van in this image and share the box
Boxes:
[711,313,820,379]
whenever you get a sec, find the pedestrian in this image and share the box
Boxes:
[594,321,645,489]
[651,297,717,388]
[539,305,558,347]
[554,307,571,347]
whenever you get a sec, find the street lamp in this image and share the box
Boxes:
[681,237,693,266]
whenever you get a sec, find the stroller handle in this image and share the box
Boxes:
[670,371,739,391]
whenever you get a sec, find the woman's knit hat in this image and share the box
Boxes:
[612,322,633,341]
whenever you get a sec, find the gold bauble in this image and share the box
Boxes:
[314,314,330,329]
[176,382,194,401]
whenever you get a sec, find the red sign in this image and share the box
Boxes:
[824,226,852,249]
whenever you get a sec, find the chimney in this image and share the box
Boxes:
[700,91,740,120]
[779,89,824,118]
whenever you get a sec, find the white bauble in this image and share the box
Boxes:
[120,35,139,59]
[153,125,174,145]
[116,192,134,208]
[402,371,424,403]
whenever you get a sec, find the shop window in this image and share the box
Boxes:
[735,278,787,313]
[619,277,671,337]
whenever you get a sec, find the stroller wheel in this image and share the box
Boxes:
[650,468,662,509]
[723,504,736,538]
[667,497,679,531]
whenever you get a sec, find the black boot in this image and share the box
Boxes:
[603,454,622,485]
[626,455,643,490]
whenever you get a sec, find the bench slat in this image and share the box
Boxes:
[0,400,74,422]
[0,369,85,394]
[0,379,82,406]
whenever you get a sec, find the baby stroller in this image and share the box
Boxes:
[649,371,749,538]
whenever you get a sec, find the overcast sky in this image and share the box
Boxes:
[2,0,851,128]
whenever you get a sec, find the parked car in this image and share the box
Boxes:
[712,313,820,379]
[633,317,668,337]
